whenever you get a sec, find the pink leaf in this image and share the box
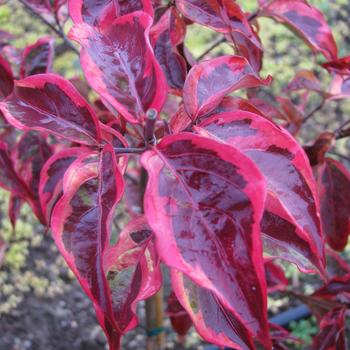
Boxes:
[197,111,325,273]
[0,74,102,145]
[142,133,271,347]
[260,0,338,60]
[171,270,257,350]
[69,12,167,124]
[51,144,124,349]
[183,55,271,120]
[20,36,55,78]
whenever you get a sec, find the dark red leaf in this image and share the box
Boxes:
[197,111,325,273]
[104,216,162,335]
[277,97,304,135]
[0,74,102,145]
[22,0,66,14]
[286,70,325,95]
[39,147,94,224]
[304,132,335,166]
[51,145,124,349]
[311,307,347,350]
[322,56,350,76]
[0,111,17,147]
[269,323,302,346]
[99,123,129,173]
[69,0,153,26]
[326,248,350,278]
[142,133,271,347]
[150,7,187,91]
[0,54,14,100]
[312,274,350,304]
[260,0,338,60]
[209,96,267,119]
[69,76,90,100]
[166,291,192,340]
[169,105,192,134]
[0,141,30,197]
[124,167,143,218]
[183,55,271,120]
[14,132,52,224]
[292,291,339,322]
[171,270,257,349]
[8,194,23,230]
[175,0,263,70]
[69,0,117,26]
[248,98,287,122]
[264,259,288,293]
[21,0,52,13]
[69,11,167,124]
[20,36,55,78]
[314,158,350,251]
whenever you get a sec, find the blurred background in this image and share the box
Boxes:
[0,0,350,349]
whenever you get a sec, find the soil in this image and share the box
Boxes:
[0,233,203,350]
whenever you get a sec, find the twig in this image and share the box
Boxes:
[303,100,325,123]
[17,0,79,55]
[334,119,350,139]
[248,11,259,21]
[335,128,350,140]
[196,36,226,61]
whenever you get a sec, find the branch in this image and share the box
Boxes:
[17,0,79,55]
[334,119,350,140]
[196,36,226,61]
[303,99,325,123]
